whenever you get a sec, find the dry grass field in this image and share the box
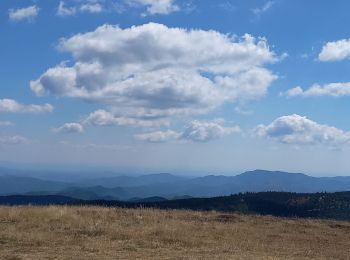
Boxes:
[0,206,350,260]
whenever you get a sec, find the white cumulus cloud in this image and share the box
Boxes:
[319,38,350,61]
[286,83,350,97]
[256,114,350,147]
[31,23,280,127]
[0,99,53,114]
[8,5,39,22]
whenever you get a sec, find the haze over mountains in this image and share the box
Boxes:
[2,168,350,201]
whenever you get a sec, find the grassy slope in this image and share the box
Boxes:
[0,206,350,260]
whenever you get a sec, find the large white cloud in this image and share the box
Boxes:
[31,23,279,127]
[286,83,350,97]
[319,38,350,61]
[256,114,350,147]
[8,5,39,22]
[0,99,53,114]
[126,0,179,15]
[135,119,240,143]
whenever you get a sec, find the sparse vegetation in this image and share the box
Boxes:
[0,206,350,259]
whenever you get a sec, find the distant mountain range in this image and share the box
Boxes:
[0,174,70,194]
[2,168,350,200]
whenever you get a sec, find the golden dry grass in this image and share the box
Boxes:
[0,206,349,259]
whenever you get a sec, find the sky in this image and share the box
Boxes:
[1,0,350,176]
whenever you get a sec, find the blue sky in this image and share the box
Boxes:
[1,0,350,176]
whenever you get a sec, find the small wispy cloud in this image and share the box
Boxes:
[60,141,131,151]
[0,121,14,127]
[53,123,84,134]
[234,107,253,116]
[0,99,53,114]
[8,5,40,22]
[135,119,241,143]
[125,0,180,16]
[57,1,76,16]
[300,53,309,59]
[285,82,350,98]
[57,1,103,17]
[218,1,236,12]
[252,1,274,16]
[80,3,103,13]
[0,135,28,145]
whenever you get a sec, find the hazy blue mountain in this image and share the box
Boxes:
[80,173,187,188]
[0,175,71,195]
[58,186,132,200]
[233,170,350,193]
[0,167,126,182]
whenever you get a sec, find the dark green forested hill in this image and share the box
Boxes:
[81,191,350,220]
[1,192,350,220]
